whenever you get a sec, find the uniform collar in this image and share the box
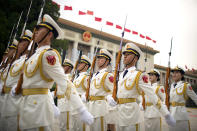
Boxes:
[173,80,183,85]
[20,54,26,59]
[98,68,107,73]
[36,45,50,53]
[151,82,158,86]
[127,66,136,72]
[79,71,87,76]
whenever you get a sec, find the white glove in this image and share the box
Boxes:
[107,95,117,107]
[165,114,176,126]
[139,103,144,111]
[78,107,94,125]
[53,104,60,118]
[81,93,87,103]
[50,91,55,99]
[10,84,17,97]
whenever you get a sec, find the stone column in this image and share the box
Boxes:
[71,41,79,62]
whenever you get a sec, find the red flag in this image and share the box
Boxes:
[64,6,72,10]
[185,65,188,69]
[95,17,102,22]
[78,11,86,15]
[87,10,94,15]
[124,28,131,33]
[132,31,138,35]
[146,36,152,40]
[152,40,156,43]
[116,25,122,30]
[52,1,60,8]
[140,34,145,38]
[106,21,113,26]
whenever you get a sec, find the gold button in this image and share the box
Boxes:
[33,101,37,104]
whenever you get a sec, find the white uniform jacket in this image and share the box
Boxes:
[19,45,84,130]
[89,68,114,118]
[116,66,169,126]
[170,80,197,120]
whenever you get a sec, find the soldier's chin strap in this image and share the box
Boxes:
[126,55,136,67]
[99,58,109,69]
[38,30,51,44]
[20,41,30,57]
[79,63,88,72]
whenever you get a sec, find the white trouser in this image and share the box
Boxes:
[5,115,18,131]
[169,120,190,131]
[59,111,73,131]
[144,117,161,131]
[22,126,51,131]
[89,117,106,131]
[116,124,140,131]
[72,114,86,131]
[0,114,7,131]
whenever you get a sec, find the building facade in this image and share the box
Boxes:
[155,64,197,85]
[58,18,159,72]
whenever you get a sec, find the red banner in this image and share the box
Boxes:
[64,6,72,10]
[106,21,113,26]
[95,17,102,22]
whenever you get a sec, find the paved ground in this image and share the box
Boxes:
[53,108,197,131]
[140,108,197,131]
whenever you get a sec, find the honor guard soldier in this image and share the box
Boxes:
[169,66,197,131]
[0,39,18,130]
[1,30,33,131]
[57,58,74,131]
[0,48,9,70]
[72,55,91,131]
[143,69,166,131]
[88,49,114,131]
[107,43,176,131]
[12,14,93,131]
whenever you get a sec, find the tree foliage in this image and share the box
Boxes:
[186,84,197,108]
[0,0,60,61]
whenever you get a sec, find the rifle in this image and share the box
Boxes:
[71,50,82,82]
[6,23,16,49]
[165,37,173,110]
[86,28,103,101]
[15,0,46,94]
[142,42,148,109]
[29,0,45,57]
[112,16,127,101]
[20,0,33,37]
[1,11,24,94]
[13,11,23,40]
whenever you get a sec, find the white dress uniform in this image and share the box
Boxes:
[88,68,114,131]
[19,44,85,130]
[115,66,168,131]
[1,29,32,131]
[1,55,26,131]
[144,82,166,131]
[169,80,197,131]
[72,71,89,131]
[114,43,169,131]
[0,66,9,131]
[57,73,73,131]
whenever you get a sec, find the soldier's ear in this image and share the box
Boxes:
[49,32,55,40]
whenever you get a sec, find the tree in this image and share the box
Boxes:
[0,0,60,61]
[51,39,69,64]
[186,84,197,108]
